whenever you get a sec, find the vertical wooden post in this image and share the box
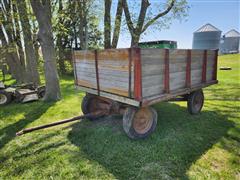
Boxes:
[72,50,78,85]
[94,50,100,95]
[164,49,170,93]
[128,48,132,98]
[213,49,218,80]
[134,48,142,101]
[186,50,191,88]
[202,50,207,83]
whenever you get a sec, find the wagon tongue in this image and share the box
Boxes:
[16,110,106,136]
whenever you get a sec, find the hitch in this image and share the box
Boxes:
[16,111,105,136]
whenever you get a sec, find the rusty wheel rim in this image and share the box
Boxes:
[133,107,153,134]
[193,93,203,111]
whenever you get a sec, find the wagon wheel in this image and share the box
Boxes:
[0,90,12,106]
[187,89,204,115]
[81,94,109,120]
[123,107,158,139]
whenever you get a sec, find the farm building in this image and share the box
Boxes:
[192,23,222,50]
[220,29,240,54]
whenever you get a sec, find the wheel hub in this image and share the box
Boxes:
[133,107,153,134]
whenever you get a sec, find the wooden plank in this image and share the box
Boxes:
[76,62,129,72]
[140,48,166,57]
[142,74,164,87]
[77,79,97,89]
[141,58,165,68]
[98,49,129,61]
[76,85,140,107]
[76,65,130,77]
[74,50,95,61]
[142,84,164,98]
[77,75,129,90]
[142,80,218,106]
[142,64,164,76]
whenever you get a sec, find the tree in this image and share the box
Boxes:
[0,0,26,83]
[30,0,61,101]
[122,0,189,46]
[56,0,66,74]
[104,0,123,49]
[17,0,40,85]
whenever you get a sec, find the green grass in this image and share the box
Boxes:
[0,54,239,179]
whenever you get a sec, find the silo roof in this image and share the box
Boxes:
[195,23,221,33]
[224,29,240,37]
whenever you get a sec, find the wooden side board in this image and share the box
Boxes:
[73,48,218,106]
[140,48,218,99]
[73,48,134,97]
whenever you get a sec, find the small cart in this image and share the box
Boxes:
[72,48,218,139]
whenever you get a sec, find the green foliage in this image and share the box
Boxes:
[0,54,239,179]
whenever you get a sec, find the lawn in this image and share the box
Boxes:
[0,54,239,179]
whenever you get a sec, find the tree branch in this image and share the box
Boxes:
[136,0,150,33]
[122,0,134,36]
[112,0,123,48]
[141,0,175,33]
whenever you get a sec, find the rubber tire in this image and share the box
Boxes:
[123,107,158,139]
[0,90,12,105]
[81,94,102,121]
[187,89,204,115]
[38,86,46,98]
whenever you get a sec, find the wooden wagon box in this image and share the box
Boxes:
[72,48,218,107]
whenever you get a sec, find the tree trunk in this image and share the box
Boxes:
[104,0,112,49]
[56,0,66,74]
[17,0,40,85]
[31,0,61,101]
[12,2,26,70]
[32,20,40,64]
[112,0,123,48]
[131,34,141,47]
[0,1,26,83]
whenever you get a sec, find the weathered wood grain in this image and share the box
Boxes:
[73,48,217,102]
[142,84,164,98]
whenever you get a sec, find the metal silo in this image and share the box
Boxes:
[192,23,222,49]
[220,29,240,54]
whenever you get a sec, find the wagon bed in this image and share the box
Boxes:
[72,48,218,107]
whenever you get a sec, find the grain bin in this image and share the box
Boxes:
[192,23,222,49]
[220,29,240,54]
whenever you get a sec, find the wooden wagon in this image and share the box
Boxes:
[72,48,218,139]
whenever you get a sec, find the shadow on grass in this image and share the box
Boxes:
[0,102,54,149]
[67,102,234,179]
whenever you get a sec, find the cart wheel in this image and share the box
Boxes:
[81,94,107,120]
[0,90,12,105]
[187,89,204,115]
[123,107,158,139]
[37,86,46,98]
